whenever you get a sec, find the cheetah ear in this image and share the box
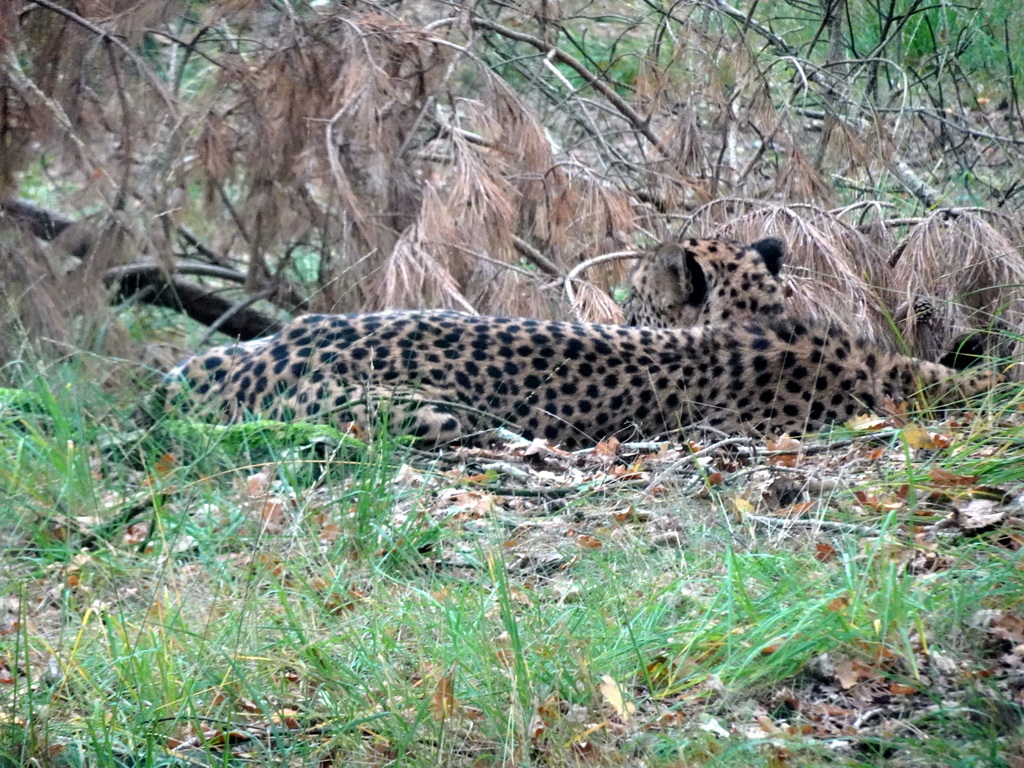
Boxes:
[681,248,708,306]
[751,237,785,276]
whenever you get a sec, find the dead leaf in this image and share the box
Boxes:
[767,434,801,452]
[852,640,897,663]
[902,425,933,449]
[776,501,813,517]
[123,523,149,545]
[882,397,909,424]
[733,497,755,519]
[608,464,646,480]
[834,658,878,689]
[853,490,903,512]
[528,710,547,742]
[200,729,252,747]
[318,520,341,543]
[766,435,801,467]
[270,709,301,729]
[613,506,650,523]
[153,453,176,476]
[342,422,365,440]
[846,413,890,431]
[929,468,978,487]
[237,698,260,714]
[432,670,457,721]
[577,535,602,549]
[815,542,838,562]
[258,498,289,533]
[954,498,1007,532]
[444,490,494,518]
[598,674,635,721]
[825,596,849,613]
[245,470,272,497]
[888,683,917,695]
[592,436,620,458]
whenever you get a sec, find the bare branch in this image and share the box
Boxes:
[26,0,179,117]
[470,16,665,152]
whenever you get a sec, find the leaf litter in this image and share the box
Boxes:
[6,406,1024,764]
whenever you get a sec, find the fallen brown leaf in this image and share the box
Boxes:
[153,452,176,476]
[902,425,934,449]
[888,683,917,695]
[766,434,802,467]
[853,490,903,512]
[929,467,978,487]
[733,497,755,519]
[835,658,878,689]
[598,674,635,721]
[432,670,457,721]
[846,413,891,431]
[592,436,620,458]
[826,596,849,613]
[776,501,813,517]
[815,542,838,562]
[705,470,724,486]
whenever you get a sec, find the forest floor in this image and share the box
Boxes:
[1,368,1023,767]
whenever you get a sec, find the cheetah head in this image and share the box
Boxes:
[622,236,787,327]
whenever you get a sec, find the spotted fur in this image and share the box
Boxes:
[161,237,997,448]
[622,237,787,327]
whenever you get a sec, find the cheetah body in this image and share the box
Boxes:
[163,238,993,448]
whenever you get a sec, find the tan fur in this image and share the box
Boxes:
[622,237,786,327]
[161,239,996,448]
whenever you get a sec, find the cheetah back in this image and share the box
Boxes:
[163,311,995,448]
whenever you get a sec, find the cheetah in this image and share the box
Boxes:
[160,239,997,449]
[622,237,787,327]
[624,236,999,373]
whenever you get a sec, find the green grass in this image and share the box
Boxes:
[1,357,1022,766]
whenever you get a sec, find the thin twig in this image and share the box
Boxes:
[198,287,276,345]
[746,515,876,535]
[469,16,665,152]
[513,235,563,277]
[27,0,179,117]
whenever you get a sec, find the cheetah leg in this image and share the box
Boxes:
[302,384,468,444]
